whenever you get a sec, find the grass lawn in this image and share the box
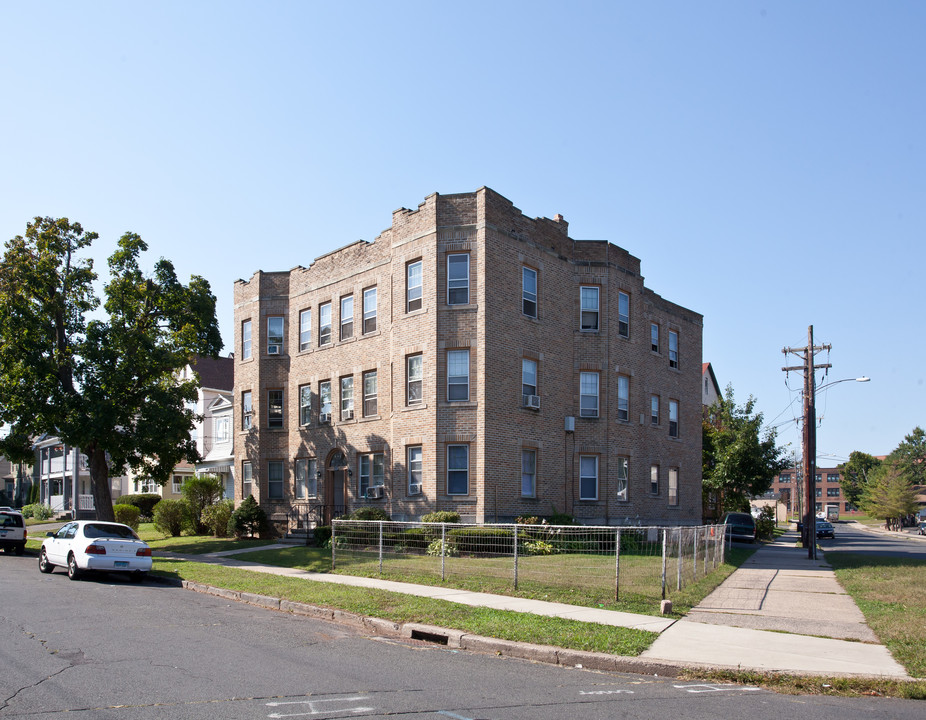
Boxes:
[826,552,926,679]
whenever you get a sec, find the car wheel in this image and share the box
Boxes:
[129,571,147,583]
[15,543,25,556]
[39,549,54,573]
[67,554,82,581]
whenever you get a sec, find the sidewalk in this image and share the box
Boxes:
[159,531,912,680]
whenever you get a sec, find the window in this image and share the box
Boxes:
[268,461,284,500]
[363,370,377,417]
[241,319,252,360]
[579,372,599,417]
[319,302,332,345]
[299,309,311,352]
[827,473,840,482]
[447,254,469,305]
[242,461,252,499]
[827,487,841,497]
[579,456,598,500]
[319,380,332,420]
[616,457,628,501]
[268,390,283,428]
[299,384,312,426]
[779,474,791,484]
[522,267,537,318]
[407,260,422,312]
[521,449,536,497]
[447,445,469,495]
[267,316,283,353]
[407,354,423,405]
[651,395,659,425]
[359,453,385,496]
[407,446,422,495]
[522,358,538,397]
[815,487,822,498]
[340,376,354,420]
[172,475,186,494]
[294,458,317,499]
[216,416,230,442]
[669,468,678,506]
[242,391,252,429]
[617,375,629,421]
[815,474,822,483]
[580,286,599,331]
[651,465,659,495]
[669,400,679,437]
[340,295,354,340]
[618,291,630,338]
[651,323,659,353]
[669,330,679,369]
[447,349,469,401]
[363,287,377,334]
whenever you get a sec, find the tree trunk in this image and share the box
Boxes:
[88,444,116,522]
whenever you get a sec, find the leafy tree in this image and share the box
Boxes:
[861,461,919,529]
[887,426,926,486]
[0,217,221,522]
[837,451,882,507]
[228,495,269,538]
[702,385,789,513]
[181,476,224,534]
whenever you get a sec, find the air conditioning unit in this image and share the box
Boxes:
[319,412,331,424]
[408,483,422,496]
[267,344,281,355]
[343,409,354,420]
[522,394,540,409]
[366,485,384,499]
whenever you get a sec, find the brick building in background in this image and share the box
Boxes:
[234,188,703,533]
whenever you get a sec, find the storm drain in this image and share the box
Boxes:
[410,629,450,645]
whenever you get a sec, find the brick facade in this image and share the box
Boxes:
[233,187,703,530]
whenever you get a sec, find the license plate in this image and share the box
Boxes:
[114,561,129,568]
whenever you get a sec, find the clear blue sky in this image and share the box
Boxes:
[2,1,923,465]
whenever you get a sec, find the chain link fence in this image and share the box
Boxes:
[332,520,727,605]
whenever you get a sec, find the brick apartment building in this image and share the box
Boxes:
[233,188,703,532]
[771,466,853,517]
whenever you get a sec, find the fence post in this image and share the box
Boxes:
[441,523,446,581]
[661,528,668,600]
[676,528,683,591]
[614,528,621,602]
[721,524,727,565]
[378,521,384,575]
[513,524,519,590]
[703,526,708,575]
[693,526,698,580]
[331,520,337,570]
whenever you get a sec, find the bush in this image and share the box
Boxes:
[22,503,53,520]
[202,499,234,537]
[755,506,776,540]
[153,498,187,537]
[228,495,268,538]
[548,508,576,526]
[421,511,461,524]
[348,507,391,521]
[447,527,529,554]
[113,503,140,530]
[181,476,225,534]
[313,525,332,547]
[114,494,162,519]
[20,503,34,518]
[522,539,556,555]
[400,527,432,549]
[516,515,541,525]
[426,538,458,557]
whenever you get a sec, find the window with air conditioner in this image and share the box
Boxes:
[319,380,331,423]
[522,358,539,409]
[359,453,384,497]
[407,446,422,496]
[267,316,283,355]
[340,376,354,421]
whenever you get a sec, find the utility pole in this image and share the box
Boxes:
[782,326,831,559]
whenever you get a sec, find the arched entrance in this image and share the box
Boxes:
[324,449,350,524]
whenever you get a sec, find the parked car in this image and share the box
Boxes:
[39,520,152,581]
[0,510,27,555]
[815,520,835,539]
[722,511,757,543]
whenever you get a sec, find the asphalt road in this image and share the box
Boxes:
[819,522,926,558]
[2,552,923,719]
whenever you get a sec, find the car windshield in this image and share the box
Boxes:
[0,513,23,527]
[725,513,753,524]
[83,523,139,540]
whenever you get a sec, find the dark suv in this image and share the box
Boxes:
[0,511,27,555]
[721,511,757,543]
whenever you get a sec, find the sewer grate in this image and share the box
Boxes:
[410,629,449,645]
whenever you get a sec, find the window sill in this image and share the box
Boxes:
[358,415,381,423]
[239,357,254,364]
[339,336,356,345]
[441,401,477,408]
[317,341,333,350]
[578,329,601,335]
[361,329,382,339]
[297,347,313,356]
[403,307,429,319]
[401,403,427,412]
[445,303,478,312]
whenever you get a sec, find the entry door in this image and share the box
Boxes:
[324,469,346,524]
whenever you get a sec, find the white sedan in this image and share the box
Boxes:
[39,520,152,581]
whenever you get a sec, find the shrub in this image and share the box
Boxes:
[755,506,776,540]
[400,527,432,549]
[202,499,234,537]
[516,515,541,525]
[153,498,187,537]
[313,525,332,547]
[426,538,458,557]
[114,494,162,519]
[447,527,529,554]
[522,539,556,555]
[181,476,225,534]
[22,503,53,520]
[348,507,391,521]
[548,508,576,526]
[228,495,268,538]
[20,503,34,518]
[113,503,140,530]
[421,511,461,524]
